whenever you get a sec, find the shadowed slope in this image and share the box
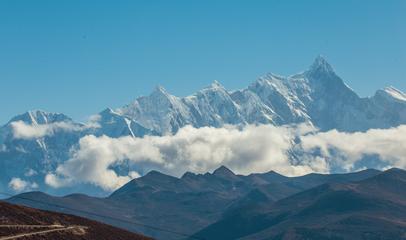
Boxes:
[193,168,406,240]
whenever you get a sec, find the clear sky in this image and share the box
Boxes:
[1,0,405,124]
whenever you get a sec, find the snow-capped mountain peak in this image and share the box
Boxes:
[207,80,224,89]
[152,85,170,95]
[99,107,116,116]
[307,55,335,75]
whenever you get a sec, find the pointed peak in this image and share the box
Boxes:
[313,55,329,65]
[266,170,279,174]
[153,85,169,94]
[181,171,197,179]
[213,165,235,177]
[264,72,284,80]
[100,107,116,115]
[251,76,270,87]
[141,170,177,181]
[149,85,174,100]
[265,170,285,177]
[206,80,225,89]
[308,55,335,75]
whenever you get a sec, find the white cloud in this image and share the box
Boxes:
[8,178,38,192]
[129,171,141,179]
[44,124,406,192]
[300,125,406,171]
[10,120,93,139]
[45,124,324,191]
[45,173,72,189]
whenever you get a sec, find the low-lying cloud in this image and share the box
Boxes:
[44,124,406,192]
[8,177,38,192]
[301,125,406,171]
[11,120,91,139]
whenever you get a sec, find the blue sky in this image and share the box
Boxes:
[0,0,405,124]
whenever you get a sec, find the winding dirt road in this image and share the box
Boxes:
[0,225,64,228]
[0,225,86,240]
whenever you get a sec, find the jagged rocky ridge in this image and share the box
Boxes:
[114,56,406,133]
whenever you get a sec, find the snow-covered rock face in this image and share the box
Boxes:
[95,108,156,138]
[0,56,405,195]
[246,74,310,125]
[184,81,243,127]
[117,86,192,134]
[8,110,73,125]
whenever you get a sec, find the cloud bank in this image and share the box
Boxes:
[44,124,406,192]
[301,125,406,171]
[44,124,322,191]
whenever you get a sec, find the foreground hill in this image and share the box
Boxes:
[193,168,406,240]
[7,167,380,240]
[0,201,151,240]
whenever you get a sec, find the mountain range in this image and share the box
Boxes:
[192,168,406,240]
[112,56,406,133]
[0,56,405,195]
[7,167,406,239]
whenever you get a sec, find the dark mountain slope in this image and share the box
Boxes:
[193,168,406,240]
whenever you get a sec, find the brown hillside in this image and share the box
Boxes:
[0,201,152,240]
